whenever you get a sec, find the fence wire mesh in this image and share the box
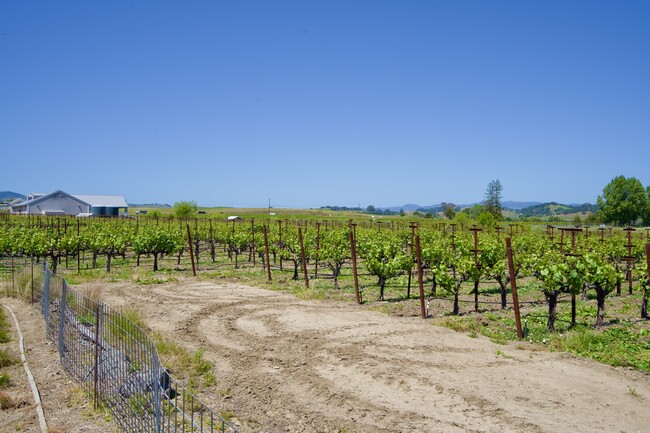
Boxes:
[0,256,240,433]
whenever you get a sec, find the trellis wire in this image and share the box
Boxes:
[0,256,239,433]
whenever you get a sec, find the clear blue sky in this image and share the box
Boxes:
[2,1,649,209]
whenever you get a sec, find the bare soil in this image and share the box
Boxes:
[2,276,649,433]
[62,277,650,433]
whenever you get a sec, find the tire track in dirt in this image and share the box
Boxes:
[89,279,650,433]
[159,289,554,432]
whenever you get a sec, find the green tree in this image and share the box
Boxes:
[597,176,646,226]
[477,211,496,228]
[453,211,470,226]
[173,201,198,219]
[644,186,650,226]
[442,203,456,220]
[585,212,601,224]
[484,179,503,219]
[464,204,485,219]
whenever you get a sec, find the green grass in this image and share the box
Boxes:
[0,349,19,368]
[0,308,10,344]
[429,284,650,372]
[154,333,217,392]
[218,410,237,423]
[550,326,650,371]
[118,306,148,331]
[0,373,11,388]
[0,308,17,406]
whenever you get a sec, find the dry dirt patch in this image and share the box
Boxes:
[65,277,649,433]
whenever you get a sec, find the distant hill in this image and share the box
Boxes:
[383,201,542,213]
[385,203,470,213]
[517,202,598,217]
[371,200,597,218]
[0,191,25,202]
[502,201,542,210]
[127,203,171,208]
[396,203,422,212]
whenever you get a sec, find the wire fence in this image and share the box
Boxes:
[0,256,240,433]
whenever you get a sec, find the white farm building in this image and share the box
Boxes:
[10,190,128,217]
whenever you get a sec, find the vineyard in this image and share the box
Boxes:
[2,213,650,432]
[1,213,649,371]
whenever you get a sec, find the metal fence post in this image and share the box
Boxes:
[93,304,101,410]
[58,281,68,359]
[11,255,14,295]
[43,262,51,328]
[152,342,162,433]
[31,257,35,304]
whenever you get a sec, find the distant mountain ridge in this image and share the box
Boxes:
[379,201,597,217]
[381,201,542,212]
[127,203,171,208]
[502,201,543,211]
[0,191,25,201]
[517,202,598,217]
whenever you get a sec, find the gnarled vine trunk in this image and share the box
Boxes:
[378,276,387,301]
[545,291,559,332]
[594,284,608,326]
[496,275,508,309]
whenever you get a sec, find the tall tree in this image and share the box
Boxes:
[484,179,503,219]
[597,176,646,226]
[441,202,456,220]
[644,186,650,226]
[173,200,198,219]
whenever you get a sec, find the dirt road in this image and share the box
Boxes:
[74,278,649,433]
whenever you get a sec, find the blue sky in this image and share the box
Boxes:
[2,1,649,208]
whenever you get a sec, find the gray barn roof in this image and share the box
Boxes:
[12,190,90,209]
[74,195,128,208]
[11,191,127,212]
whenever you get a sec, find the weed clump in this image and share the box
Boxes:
[0,350,19,369]
[0,390,18,410]
[0,373,10,388]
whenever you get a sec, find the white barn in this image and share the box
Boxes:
[10,190,91,215]
[10,190,128,216]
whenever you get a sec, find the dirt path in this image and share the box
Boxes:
[72,278,649,433]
